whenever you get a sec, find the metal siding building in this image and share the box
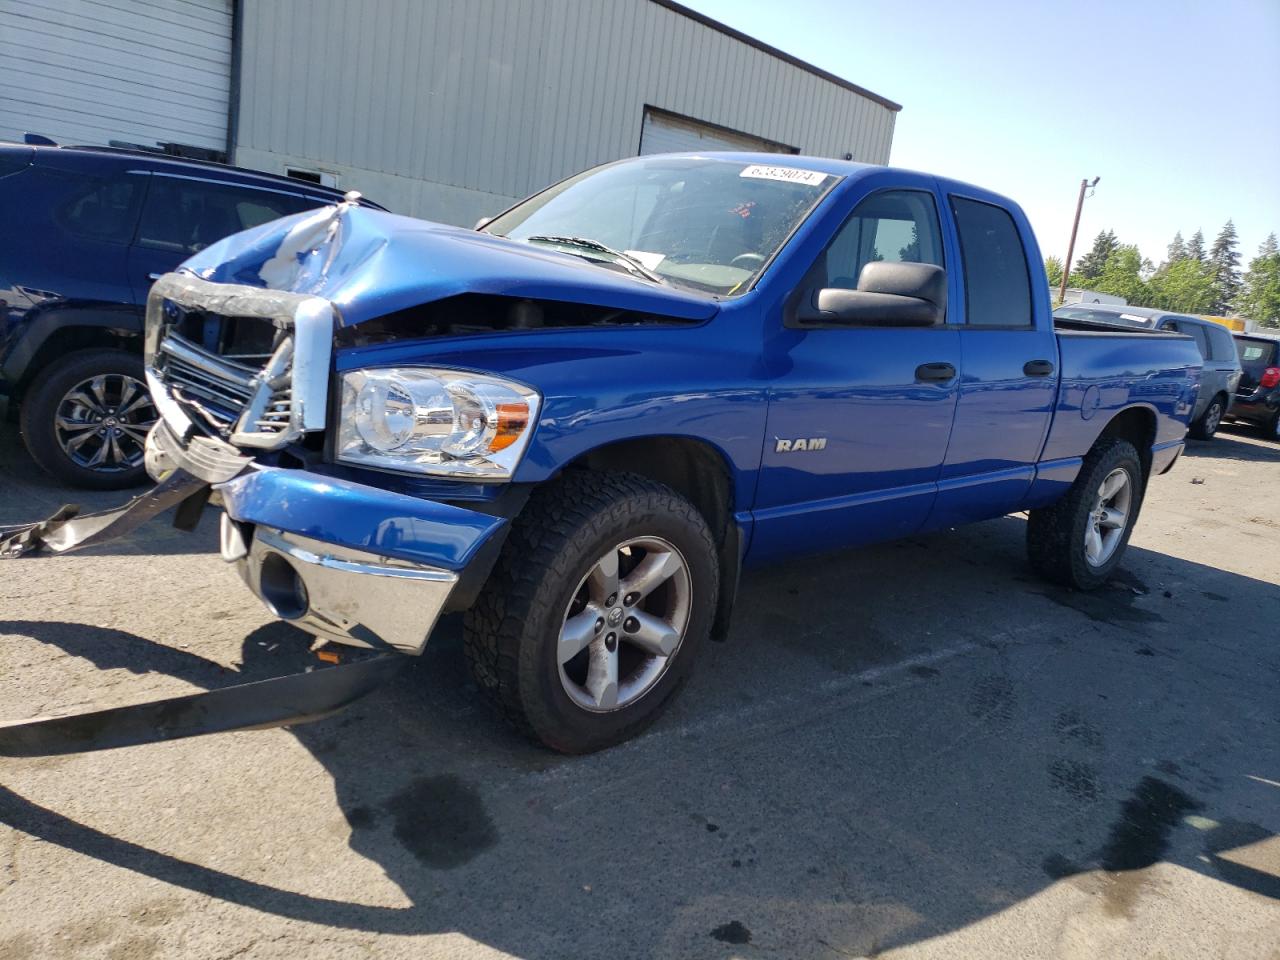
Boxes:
[233,0,898,224]
[0,0,232,152]
[3,0,899,226]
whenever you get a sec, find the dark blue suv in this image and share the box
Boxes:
[0,141,383,488]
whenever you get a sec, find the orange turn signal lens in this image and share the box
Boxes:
[489,401,530,452]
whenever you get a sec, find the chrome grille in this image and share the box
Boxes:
[160,334,257,419]
[146,274,333,450]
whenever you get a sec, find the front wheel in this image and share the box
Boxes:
[464,472,719,753]
[19,349,158,490]
[1189,395,1225,440]
[1027,438,1144,590]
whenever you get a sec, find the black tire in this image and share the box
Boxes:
[464,471,719,754]
[18,349,155,490]
[1262,410,1280,443]
[1188,394,1226,440]
[1027,438,1145,591]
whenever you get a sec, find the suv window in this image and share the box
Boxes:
[820,189,944,289]
[1164,319,1210,360]
[1237,339,1277,365]
[1204,323,1236,362]
[137,177,323,254]
[950,196,1032,326]
[56,174,143,244]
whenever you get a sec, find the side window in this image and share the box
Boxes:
[138,177,323,254]
[1181,323,1211,360]
[56,174,143,244]
[820,189,944,290]
[1206,324,1235,362]
[950,196,1032,327]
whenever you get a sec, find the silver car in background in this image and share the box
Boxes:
[1053,304,1243,440]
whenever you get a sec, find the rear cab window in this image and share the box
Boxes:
[949,196,1032,327]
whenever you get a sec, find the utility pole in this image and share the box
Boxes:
[1059,176,1101,305]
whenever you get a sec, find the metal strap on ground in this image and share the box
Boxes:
[0,469,208,558]
[0,654,406,757]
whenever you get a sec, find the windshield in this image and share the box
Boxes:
[483,156,839,295]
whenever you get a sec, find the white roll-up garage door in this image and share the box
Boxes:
[639,107,796,156]
[0,0,232,152]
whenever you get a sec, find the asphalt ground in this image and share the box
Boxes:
[1,419,1278,959]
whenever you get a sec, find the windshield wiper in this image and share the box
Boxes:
[524,235,668,285]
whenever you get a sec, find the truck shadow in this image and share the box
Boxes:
[2,512,1279,956]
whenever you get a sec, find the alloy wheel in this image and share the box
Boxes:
[1084,467,1132,567]
[557,536,692,712]
[53,374,157,472]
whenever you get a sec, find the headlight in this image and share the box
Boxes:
[336,368,540,479]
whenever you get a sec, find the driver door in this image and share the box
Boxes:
[749,183,962,564]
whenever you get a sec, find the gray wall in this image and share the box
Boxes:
[234,0,898,225]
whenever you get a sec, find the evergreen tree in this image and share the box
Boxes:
[1187,229,1206,262]
[1073,230,1118,282]
[1148,259,1216,314]
[1044,255,1064,291]
[1238,237,1280,328]
[1207,219,1241,314]
[1090,244,1149,305]
[1166,231,1187,263]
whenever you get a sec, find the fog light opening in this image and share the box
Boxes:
[259,552,309,620]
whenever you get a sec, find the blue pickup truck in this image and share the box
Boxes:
[0,155,1202,756]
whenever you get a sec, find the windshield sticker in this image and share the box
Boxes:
[739,164,828,186]
[1120,314,1152,325]
[623,249,666,271]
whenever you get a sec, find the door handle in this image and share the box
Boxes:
[1023,359,1055,377]
[915,362,957,383]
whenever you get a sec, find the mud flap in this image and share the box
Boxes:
[0,653,406,757]
[0,469,209,558]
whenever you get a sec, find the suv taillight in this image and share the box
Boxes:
[1261,367,1280,389]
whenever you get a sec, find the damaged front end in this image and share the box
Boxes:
[1,204,511,755]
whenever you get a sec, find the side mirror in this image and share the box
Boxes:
[796,261,946,327]
[474,216,493,231]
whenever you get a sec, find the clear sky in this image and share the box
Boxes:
[681,0,1280,270]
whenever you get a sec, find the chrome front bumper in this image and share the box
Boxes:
[222,520,458,656]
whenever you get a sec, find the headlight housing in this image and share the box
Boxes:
[336,368,540,479]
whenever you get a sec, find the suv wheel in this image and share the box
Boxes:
[464,471,719,754]
[19,349,157,490]
[1189,394,1225,440]
[1026,438,1144,591]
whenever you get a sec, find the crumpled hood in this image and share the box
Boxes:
[180,204,719,326]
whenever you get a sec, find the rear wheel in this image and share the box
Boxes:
[1027,438,1144,590]
[464,471,718,754]
[1189,394,1225,440]
[1264,410,1280,442]
[19,349,157,490]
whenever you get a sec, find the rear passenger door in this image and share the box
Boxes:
[929,195,1057,528]
[127,175,324,306]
